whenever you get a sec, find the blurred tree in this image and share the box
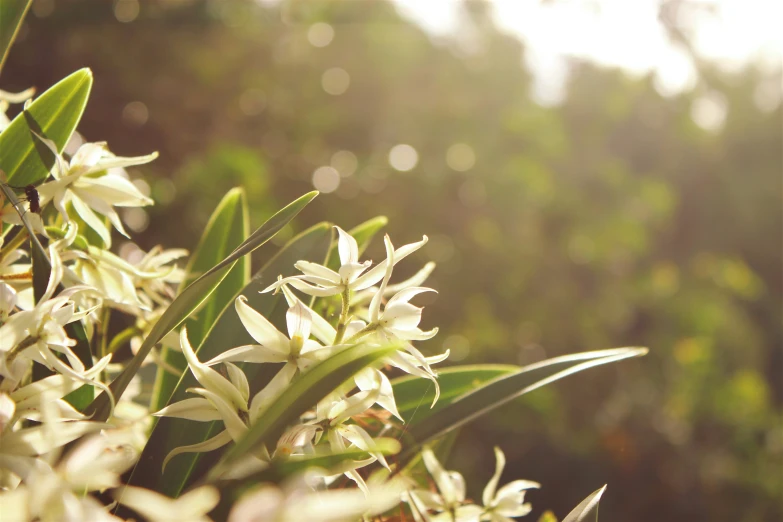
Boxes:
[6,0,780,520]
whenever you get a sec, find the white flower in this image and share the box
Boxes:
[408,448,540,522]
[0,289,109,403]
[132,245,187,307]
[276,283,405,420]
[409,447,483,522]
[205,295,332,372]
[154,326,310,469]
[228,474,403,522]
[262,226,427,297]
[479,447,539,521]
[0,281,17,321]
[113,485,219,522]
[8,355,111,424]
[350,260,436,307]
[35,140,156,247]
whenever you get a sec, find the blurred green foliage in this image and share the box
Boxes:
[6,1,780,520]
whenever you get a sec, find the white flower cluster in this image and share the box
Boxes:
[0,88,539,521]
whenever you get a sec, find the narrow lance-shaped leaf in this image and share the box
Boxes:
[392,364,518,422]
[0,68,92,186]
[204,440,401,520]
[218,440,401,487]
[562,485,607,522]
[208,342,400,481]
[399,347,648,464]
[83,191,318,421]
[0,0,32,75]
[126,222,332,496]
[151,187,250,411]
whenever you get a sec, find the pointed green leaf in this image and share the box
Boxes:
[392,364,518,422]
[207,440,400,521]
[0,0,31,74]
[0,68,92,186]
[220,440,401,486]
[151,188,250,411]
[562,485,607,522]
[399,348,647,463]
[210,342,400,480]
[84,192,318,421]
[126,222,332,496]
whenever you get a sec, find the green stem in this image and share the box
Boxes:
[344,323,378,345]
[0,227,28,263]
[106,325,140,355]
[5,335,38,366]
[332,288,351,345]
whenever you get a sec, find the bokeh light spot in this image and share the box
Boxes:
[322,68,350,95]
[446,143,476,171]
[331,150,358,177]
[32,0,55,18]
[312,166,340,193]
[308,22,334,47]
[154,179,176,205]
[122,101,148,126]
[691,91,728,132]
[388,144,418,171]
[122,208,149,233]
[114,0,140,23]
[119,242,144,265]
[443,334,470,361]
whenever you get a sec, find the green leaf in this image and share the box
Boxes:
[83,192,318,421]
[399,348,647,464]
[207,439,400,522]
[209,342,400,481]
[0,0,31,75]
[126,222,332,496]
[562,485,607,522]
[29,231,54,385]
[0,69,92,186]
[222,439,401,485]
[392,364,518,422]
[151,188,250,411]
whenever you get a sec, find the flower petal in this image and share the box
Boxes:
[189,387,247,442]
[336,226,360,265]
[153,398,222,422]
[280,284,336,345]
[369,235,394,323]
[204,345,287,366]
[286,300,312,341]
[71,196,112,247]
[249,363,297,421]
[353,235,429,291]
[483,446,506,507]
[159,431,232,473]
[74,175,153,207]
[294,260,341,284]
[234,296,289,353]
[179,327,248,412]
